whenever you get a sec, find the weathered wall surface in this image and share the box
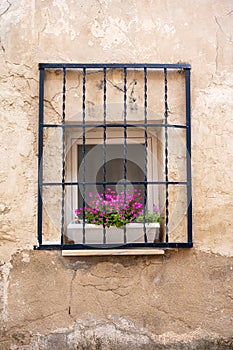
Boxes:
[1,250,233,349]
[0,0,233,348]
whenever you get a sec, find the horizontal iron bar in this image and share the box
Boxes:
[43,123,187,129]
[34,242,193,250]
[42,181,188,186]
[39,63,191,70]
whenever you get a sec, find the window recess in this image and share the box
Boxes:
[35,63,192,251]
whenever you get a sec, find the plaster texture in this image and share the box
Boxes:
[0,0,233,348]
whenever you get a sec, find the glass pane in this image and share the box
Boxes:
[77,143,146,204]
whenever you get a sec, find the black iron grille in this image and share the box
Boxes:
[36,63,192,250]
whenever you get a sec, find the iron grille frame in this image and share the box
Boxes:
[35,63,192,250]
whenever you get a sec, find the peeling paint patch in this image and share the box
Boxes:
[0,261,12,321]
[154,19,176,36]
[91,17,130,50]
[4,315,233,349]
[22,253,30,263]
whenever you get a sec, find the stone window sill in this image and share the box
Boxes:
[62,249,165,256]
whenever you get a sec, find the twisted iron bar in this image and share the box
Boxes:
[164,68,169,242]
[61,68,66,244]
[82,68,86,243]
[103,68,107,243]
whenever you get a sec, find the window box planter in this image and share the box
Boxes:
[67,222,160,245]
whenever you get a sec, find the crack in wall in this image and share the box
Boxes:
[79,282,131,297]
[215,16,220,74]
[68,270,76,317]
[0,38,5,53]
[107,78,138,104]
[215,16,233,43]
[96,0,104,15]
[0,0,12,17]
[214,14,233,75]
[226,9,233,16]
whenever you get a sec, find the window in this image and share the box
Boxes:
[36,63,192,251]
[65,127,160,245]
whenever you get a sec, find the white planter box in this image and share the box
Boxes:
[67,222,160,245]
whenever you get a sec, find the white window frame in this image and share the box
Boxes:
[65,127,159,226]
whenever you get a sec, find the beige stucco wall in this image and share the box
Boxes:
[0,0,233,348]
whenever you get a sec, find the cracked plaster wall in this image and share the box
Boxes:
[0,0,233,348]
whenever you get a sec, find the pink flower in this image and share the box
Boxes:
[74,189,147,227]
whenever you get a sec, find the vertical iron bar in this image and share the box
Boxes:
[103,67,107,244]
[123,67,127,244]
[164,68,169,243]
[37,67,45,246]
[82,68,86,243]
[61,68,66,245]
[185,68,192,244]
[143,67,148,242]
